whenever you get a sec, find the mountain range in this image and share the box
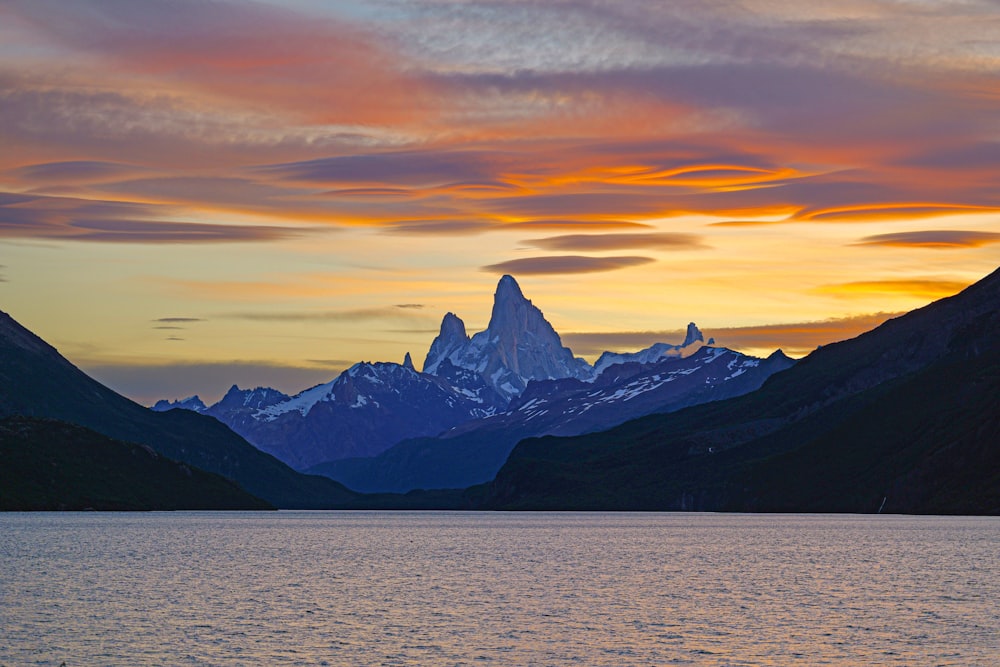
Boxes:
[4,265,997,513]
[312,345,794,492]
[156,275,795,492]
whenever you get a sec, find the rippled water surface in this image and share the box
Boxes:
[2,512,999,666]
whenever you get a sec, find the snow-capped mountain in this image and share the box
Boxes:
[193,360,501,470]
[423,275,593,402]
[153,274,795,478]
[309,345,796,493]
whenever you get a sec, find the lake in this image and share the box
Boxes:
[2,512,998,666]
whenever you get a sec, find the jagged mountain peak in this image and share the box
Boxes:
[440,311,467,337]
[403,352,415,371]
[486,275,545,338]
[768,348,793,362]
[422,275,593,402]
[212,384,289,412]
[495,274,526,301]
[683,322,705,347]
[423,312,471,374]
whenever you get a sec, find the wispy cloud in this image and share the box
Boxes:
[380,219,498,235]
[523,232,708,252]
[14,160,140,182]
[854,230,1000,249]
[151,317,202,332]
[482,255,655,275]
[505,220,652,232]
[798,204,1000,223]
[0,191,321,243]
[219,307,430,323]
[305,359,357,368]
[900,142,1000,171]
[261,151,507,187]
[67,220,314,244]
[814,279,970,300]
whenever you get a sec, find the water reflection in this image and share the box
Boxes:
[2,512,998,666]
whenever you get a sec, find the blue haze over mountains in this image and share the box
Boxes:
[155,275,795,492]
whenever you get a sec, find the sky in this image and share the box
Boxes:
[2,0,999,405]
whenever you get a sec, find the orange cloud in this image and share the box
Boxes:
[523,233,708,252]
[797,203,999,223]
[482,255,655,275]
[814,279,970,300]
[219,307,432,323]
[854,230,1000,249]
[0,190,321,243]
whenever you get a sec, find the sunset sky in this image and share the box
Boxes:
[2,0,999,404]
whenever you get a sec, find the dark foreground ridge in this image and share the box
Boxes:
[0,311,357,509]
[0,416,272,511]
[475,265,1000,514]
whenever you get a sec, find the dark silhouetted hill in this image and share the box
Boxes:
[0,311,357,508]
[0,416,273,511]
[482,266,1000,514]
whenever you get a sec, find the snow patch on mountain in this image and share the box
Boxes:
[256,380,337,420]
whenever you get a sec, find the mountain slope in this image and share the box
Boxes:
[208,361,499,469]
[0,311,357,508]
[0,416,273,511]
[482,266,1000,512]
[730,346,1000,513]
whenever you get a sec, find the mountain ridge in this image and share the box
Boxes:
[0,310,356,508]
[0,416,273,511]
[159,274,772,474]
[309,344,795,493]
[479,265,1000,512]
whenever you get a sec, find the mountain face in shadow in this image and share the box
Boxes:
[0,416,273,511]
[481,266,1000,514]
[311,346,794,493]
[0,311,356,508]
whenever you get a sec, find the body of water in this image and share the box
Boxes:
[2,511,998,666]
